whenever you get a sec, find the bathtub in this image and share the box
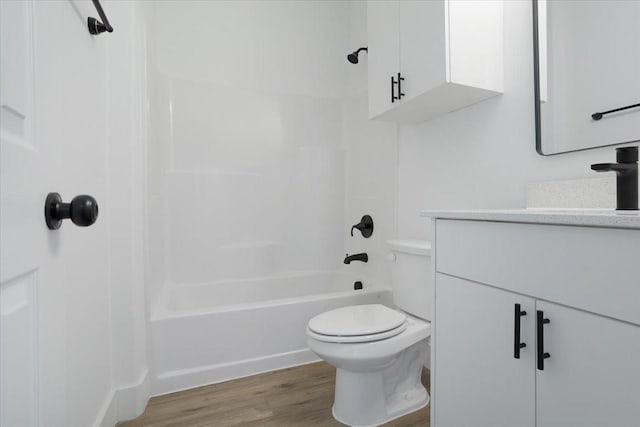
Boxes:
[150,271,392,395]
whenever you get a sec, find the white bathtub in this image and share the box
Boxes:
[150,271,392,395]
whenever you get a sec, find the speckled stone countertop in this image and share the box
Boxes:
[421,209,640,230]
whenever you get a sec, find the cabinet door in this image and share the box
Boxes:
[434,273,535,427]
[367,0,399,118]
[536,301,640,427]
[398,0,446,103]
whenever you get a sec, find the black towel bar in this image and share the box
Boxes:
[592,103,640,121]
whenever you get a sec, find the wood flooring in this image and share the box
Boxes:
[120,362,430,427]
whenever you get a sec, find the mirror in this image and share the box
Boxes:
[533,0,640,155]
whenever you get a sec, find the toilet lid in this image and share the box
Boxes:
[308,304,406,337]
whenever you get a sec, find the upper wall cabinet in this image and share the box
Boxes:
[367,0,504,123]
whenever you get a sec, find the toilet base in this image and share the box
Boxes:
[331,340,429,427]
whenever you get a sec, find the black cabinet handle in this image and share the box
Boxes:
[536,310,551,370]
[391,75,398,103]
[514,304,527,359]
[397,72,405,99]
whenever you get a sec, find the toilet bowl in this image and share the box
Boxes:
[307,240,432,427]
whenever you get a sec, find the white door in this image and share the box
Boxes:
[367,0,399,118]
[1,1,112,425]
[536,301,640,427]
[1,2,42,425]
[434,273,535,427]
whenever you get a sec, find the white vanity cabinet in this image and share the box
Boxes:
[366,0,503,123]
[428,215,640,427]
[435,273,536,427]
[534,299,640,427]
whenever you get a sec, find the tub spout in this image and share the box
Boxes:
[344,253,368,264]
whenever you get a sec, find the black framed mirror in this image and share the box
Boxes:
[533,0,640,155]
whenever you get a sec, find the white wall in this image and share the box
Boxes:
[142,1,353,300]
[9,1,148,425]
[397,0,634,239]
[104,2,149,424]
[24,2,114,423]
[342,1,399,288]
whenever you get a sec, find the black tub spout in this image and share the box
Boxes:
[344,253,368,264]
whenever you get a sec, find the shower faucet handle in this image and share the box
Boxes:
[350,215,374,238]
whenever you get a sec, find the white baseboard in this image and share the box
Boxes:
[96,389,118,427]
[152,349,320,396]
[115,369,151,422]
[96,368,151,427]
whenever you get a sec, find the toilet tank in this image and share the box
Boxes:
[387,240,433,321]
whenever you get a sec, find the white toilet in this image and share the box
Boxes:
[307,240,432,427]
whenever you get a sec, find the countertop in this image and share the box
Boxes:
[420,209,640,229]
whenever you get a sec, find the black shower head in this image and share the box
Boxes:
[347,47,368,64]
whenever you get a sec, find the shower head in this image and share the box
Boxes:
[347,47,368,64]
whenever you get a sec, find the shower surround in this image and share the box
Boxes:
[141,1,394,394]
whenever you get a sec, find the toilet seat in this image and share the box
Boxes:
[307,304,408,343]
[307,322,407,343]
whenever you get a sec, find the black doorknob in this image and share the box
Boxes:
[45,192,99,230]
